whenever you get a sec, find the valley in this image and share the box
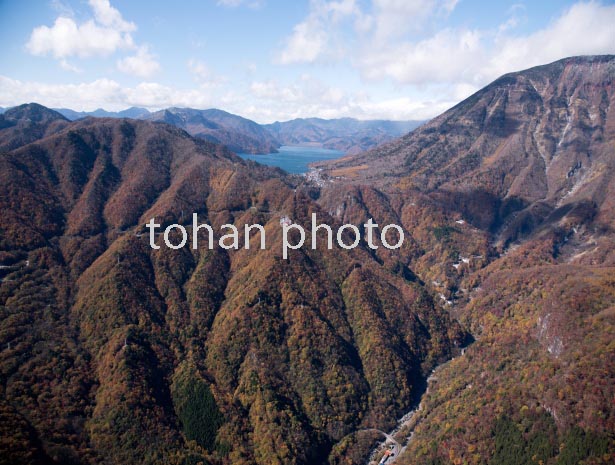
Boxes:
[0,55,614,465]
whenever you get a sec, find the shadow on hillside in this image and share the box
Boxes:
[431,188,598,247]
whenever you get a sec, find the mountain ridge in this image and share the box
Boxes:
[3,103,425,156]
[142,107,281,154]
[0,112,465,465]
[315,54,615,465]
[55,106,151,120]
[318,54,615,246]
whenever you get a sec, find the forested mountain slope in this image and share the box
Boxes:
[317,55,615,465]
[0,114,464,465]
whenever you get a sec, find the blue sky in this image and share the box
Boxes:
[1,0,614,122]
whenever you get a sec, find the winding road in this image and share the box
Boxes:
[362,429,404,464]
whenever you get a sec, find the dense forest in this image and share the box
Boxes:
[1,54,615,465]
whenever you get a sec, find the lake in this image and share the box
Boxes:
[238,146,344,174]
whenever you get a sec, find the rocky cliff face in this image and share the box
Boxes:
[317,56,615,465]
[320,56,615,244]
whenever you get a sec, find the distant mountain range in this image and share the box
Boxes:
[55,106,150,120]
[142,107,281,155]
[34,105,422,155]
[265,117,423,155]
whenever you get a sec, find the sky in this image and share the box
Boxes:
[0,0,614,123]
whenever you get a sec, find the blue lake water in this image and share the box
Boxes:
[238,146,344,174]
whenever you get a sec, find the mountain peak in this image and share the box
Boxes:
[3,102,68,124]
[0,102,70,151]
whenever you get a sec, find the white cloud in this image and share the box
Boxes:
[497,4,526,34]
[276,0,457,64]
[0,76,124,110]
[246,75,443,121]
[358,1,615,86]
[277,20,329,64]
[123,82,212,108]
[26,0,161,77]
[250,75,347,106]
[186,59,227,89]
[0,75,231,113]
[277,0,615,93]
[0,74,440,122]
[26,16,134,58]
[266,0,615,121]
[88,0,135,31]
[117,46,160,78]
[360,28,485,85]
[440,0,459,15]
[486,2,615,80]
[8,1,615,124]
[276,0,359,64]
[245,62,258,74]
[250,80,301,101]
[357,96,454,121]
